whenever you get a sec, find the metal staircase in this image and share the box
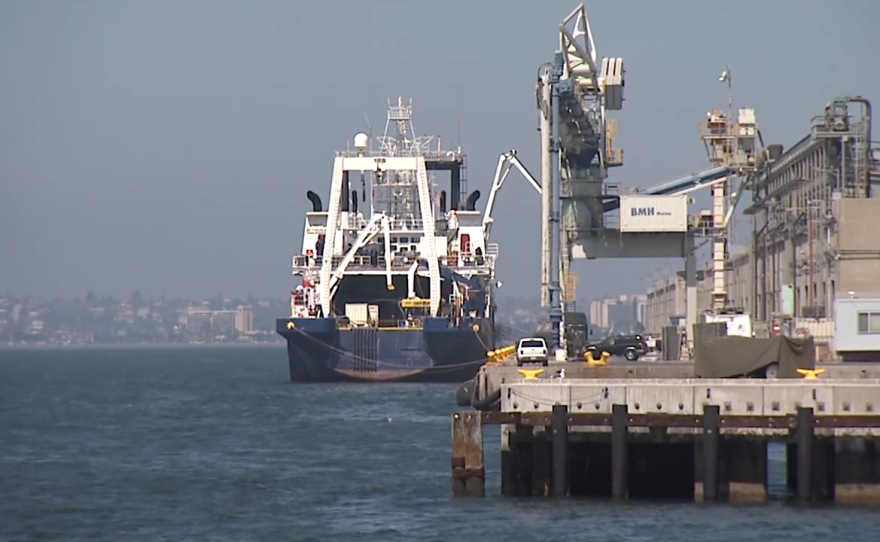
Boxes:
[416,157,441,316]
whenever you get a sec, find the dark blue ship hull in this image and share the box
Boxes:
[276,317,495,383]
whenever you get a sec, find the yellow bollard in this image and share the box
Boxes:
[517,368,544,380]
[487,344,517,364]
[585,350,610,366]
[797,368,825,380]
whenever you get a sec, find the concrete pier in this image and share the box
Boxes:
[469,361,880,408]
[451,378,880,503]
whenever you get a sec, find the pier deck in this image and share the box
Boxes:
[452,377,880,503]
[469,360,880,407]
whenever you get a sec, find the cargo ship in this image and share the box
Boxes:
[276,98,500,382]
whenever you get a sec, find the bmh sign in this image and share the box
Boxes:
[619,195,688,232]
[630,206,673,217]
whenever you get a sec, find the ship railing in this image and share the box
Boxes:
[294,251,498,271]
[440,257,496,269]
[338,216,428,233]
[334,149,463,162]
[336,318,425,330]
[311,215,428,232]
[342,214,367,229]
[378,318,424,330]
[386,217,427,232]
[441,251,497,268]
[293,254,429,271]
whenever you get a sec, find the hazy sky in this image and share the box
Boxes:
[2,0,877,301]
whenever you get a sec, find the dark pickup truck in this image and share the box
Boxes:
[585,334,648,361]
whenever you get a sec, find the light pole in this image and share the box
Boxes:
[718,65,732,127]
[713,65,734,309]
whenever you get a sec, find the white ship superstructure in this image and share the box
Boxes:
[289,98,504,325]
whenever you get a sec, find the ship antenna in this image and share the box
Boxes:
[456,60,462,149]
[456,108,461,150]
[364,113,373,153]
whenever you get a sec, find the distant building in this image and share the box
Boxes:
[212,311,235,338]
[235,305,254,334]
[589,300,608,330]
[186,308,237,342]
[589,295,648,333]
[186,311,213,343]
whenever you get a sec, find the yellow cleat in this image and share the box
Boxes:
[517,368,545,380]
[286,321,295,329]
[797,368,825,380]
[585,350,610,366]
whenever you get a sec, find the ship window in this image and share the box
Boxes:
[410,245,417,252]
[391,244,398,252]
[461,233,471,253]
[400,237,409,243]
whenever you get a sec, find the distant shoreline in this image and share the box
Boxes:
[0,342,286,351]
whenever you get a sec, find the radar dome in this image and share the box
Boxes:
[353,133,369,150]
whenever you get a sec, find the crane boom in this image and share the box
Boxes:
[482,150,542,240]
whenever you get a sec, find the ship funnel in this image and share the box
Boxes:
[306,190,323,212]
[465,190,481,211]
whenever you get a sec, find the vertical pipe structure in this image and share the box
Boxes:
[797,406,814,502]
[752,225,759,317]
[845,96,872,197]
[611,403,628,499]
[548,52,564,350]
[551,404,569,497]
[711,178,727,310]
[539,71,553,307]
[702,404,720,501]
[685,234,698,358]
[807,206,814,308]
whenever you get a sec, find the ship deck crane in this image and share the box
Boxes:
[328,212,387,299]
[381,215,394,291]
[482,150,542,240]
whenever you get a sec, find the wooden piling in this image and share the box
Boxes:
[551,404,569,497]
[611,403,628,499]
[796,406,814,502]
[702,404,720,501]
[451,411,484,497]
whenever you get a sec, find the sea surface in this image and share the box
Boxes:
[1,346,878,541]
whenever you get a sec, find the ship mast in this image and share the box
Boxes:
[373,98,436,222]
[318,98,442,317]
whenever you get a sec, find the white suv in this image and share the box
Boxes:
[516,337,549,366]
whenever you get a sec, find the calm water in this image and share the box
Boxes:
[1,346,878,541]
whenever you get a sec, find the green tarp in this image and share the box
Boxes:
[694,335,816,378]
